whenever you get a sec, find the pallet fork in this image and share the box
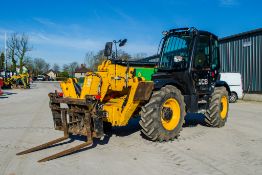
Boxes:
[17,97,95,162]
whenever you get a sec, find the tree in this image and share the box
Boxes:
[43,63,50,73]
[63,64,69,72]
[33,58,48,75]
[22,57,50,76]
[16,34,32,74]
[91,50,106,70]
[84,49,131,71]
[0,52,5,71]
[68,62,79,77]
[7,33,18,73]
[52,63,60,72]
[132,53,147,60]
[84,51,95,68]
[84,49,132,71]
[6,33,32,73]
[23,57,34,74]
[117,50,131,61]
[58,71,69,78]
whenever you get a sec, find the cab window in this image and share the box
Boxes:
[211,39,219,70]
[194,36,210,69]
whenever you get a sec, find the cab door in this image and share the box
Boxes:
[192,35,212,95]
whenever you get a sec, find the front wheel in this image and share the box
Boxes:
[103,121,112,133]
[139,85,186,142]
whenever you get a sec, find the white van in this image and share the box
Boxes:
[220,73,243,103]
[37,75,45,81]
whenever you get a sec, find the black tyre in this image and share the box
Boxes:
[139,85,186,142]
[205,87,229,127]
[229,92,238,103]
[103,121,112,132]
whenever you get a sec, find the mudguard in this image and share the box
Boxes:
[215,80,231,95]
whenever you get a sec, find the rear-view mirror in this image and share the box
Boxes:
[104,42,113,57]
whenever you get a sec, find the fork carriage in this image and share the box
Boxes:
[17,92,105,162]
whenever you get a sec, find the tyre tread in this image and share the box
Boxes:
[140,85,186,142]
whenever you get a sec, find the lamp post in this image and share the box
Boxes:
[4,32,7,77]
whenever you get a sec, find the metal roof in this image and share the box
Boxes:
[219,28,262,42]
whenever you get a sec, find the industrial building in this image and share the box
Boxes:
[219,28,262,93]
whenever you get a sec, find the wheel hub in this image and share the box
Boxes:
[162,107,173,121]
[161,98,181,131]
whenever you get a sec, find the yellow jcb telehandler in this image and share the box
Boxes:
[17,28,230,162]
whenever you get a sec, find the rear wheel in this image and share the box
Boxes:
[205,87,229,127]
[140,85,186,142]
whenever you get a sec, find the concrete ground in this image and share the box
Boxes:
[0,83,262,175]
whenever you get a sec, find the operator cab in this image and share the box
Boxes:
[154,28,222,112]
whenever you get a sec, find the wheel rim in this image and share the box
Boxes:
[161,98,180,131]
[230,93,237,102]
[220,96,228,119]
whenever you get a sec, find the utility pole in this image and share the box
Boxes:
[4,32,7,77]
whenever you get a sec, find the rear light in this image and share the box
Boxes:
[211,72,215,78]
[58,92,63,97]
[95,95,101,100]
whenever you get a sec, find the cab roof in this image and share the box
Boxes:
[167,27,218,40]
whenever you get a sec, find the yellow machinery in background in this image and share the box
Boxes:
[3,73,30,89]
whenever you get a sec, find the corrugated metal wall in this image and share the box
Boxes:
[219,31,262,93]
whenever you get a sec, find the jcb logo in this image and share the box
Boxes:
[198,79,208,85]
